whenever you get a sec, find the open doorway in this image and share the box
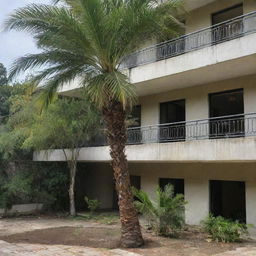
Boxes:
[159,99,186,142]
[209,89,244,138]
[210,180,246,223]
[159,178,184,196]
[211,4,244,43]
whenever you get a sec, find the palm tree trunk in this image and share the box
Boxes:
[68,160,77,216]
[103,100,144,248]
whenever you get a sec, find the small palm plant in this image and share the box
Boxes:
[133,184,187,237]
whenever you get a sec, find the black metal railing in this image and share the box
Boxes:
[85,113,256,147]
[121,11,256,69]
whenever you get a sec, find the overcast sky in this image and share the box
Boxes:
[0,0,51,79]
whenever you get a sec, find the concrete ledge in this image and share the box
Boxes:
[0,204,44,216]
[34,136,256,162]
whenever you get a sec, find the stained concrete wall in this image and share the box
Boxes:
[186,0,242,33]
[84,163,114,209]
[82,162,256,226]
[139,74,256,126]
[129,162,256,225]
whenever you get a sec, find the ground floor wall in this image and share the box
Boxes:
[83,162,256,226]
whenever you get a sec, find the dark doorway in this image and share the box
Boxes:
[113,175,141,209]
[209,89,244,138]
[127,105,142,144]
[210,180,246,223]
[212,4,244,43]
[159,178,184,196]
[159,99,186,142]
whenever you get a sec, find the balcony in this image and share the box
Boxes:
[34,113,256,162]
[87,113,256,147]
[122,11,256,69]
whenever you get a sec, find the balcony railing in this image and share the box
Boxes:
[86,113,256,147]
[121,11,256,69]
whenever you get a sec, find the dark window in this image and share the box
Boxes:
[130,175,141,190]
[210,180,246,223]
[212,4,243,25]
[127,105,142,144]
[159,99,186,142]
[159,178,184,196]
[128,105,141,128]
[212,4,244,43]
[209,89,244,138]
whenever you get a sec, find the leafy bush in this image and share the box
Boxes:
[84,196,101,214]
[0,162,69,211]
[133,184,187,237]
[202,215,248,242]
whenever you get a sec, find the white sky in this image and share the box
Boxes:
[0,0,51,79]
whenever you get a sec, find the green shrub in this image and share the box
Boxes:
[202,215,248,242]
[0,162,69,211]
[84,196,101,214]
[133,184,187,237]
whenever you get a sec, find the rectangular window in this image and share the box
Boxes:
[159,99,186,142]
[127,105,142,144]
[211,4,244,43]
[209,89,244,138]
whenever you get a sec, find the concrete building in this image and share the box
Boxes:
[35,0,256,226]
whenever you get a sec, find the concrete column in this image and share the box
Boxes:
[186,90,208,140]
[246,181,256,225]
[185,178,209,225]
[141,174,158,200]
[244,85,256,136]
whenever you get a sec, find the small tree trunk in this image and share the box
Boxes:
[103,100,144,248]
[68,160,77,216]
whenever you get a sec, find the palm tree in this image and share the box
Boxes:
[5,0,185,247]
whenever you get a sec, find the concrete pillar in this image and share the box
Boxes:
[244,84,256,136]
[186,90,208,140]
[141,174,158,200]
[185,178,209,225]
[246,181,256,225]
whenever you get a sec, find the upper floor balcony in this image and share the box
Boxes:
[123,11,256,96]
[60,10,256,97]
[34,112,256,163]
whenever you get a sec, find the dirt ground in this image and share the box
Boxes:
[0,216,255,256]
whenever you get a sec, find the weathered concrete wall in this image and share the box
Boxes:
[186,0,242,33]
[80,162,256,226]
[244,0,256,13]
[34,136,256,163]
[140,74,256,126]
[83,163,114,209]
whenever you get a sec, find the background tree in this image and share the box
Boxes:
[0,63,7,86]
[5,0,185,247]
[0,82,36,160]
[24,98,100,216]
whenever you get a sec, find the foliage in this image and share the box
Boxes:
[84,196,101,214]
[5,0,185,246]
[202,215,248,243]
[0,63,7,86]
[0,86,12,121]
[0,162,69,210]
[5,0,185,109]
[133,184,187,236]
[0,82,37,160]
[23,97,100,153]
